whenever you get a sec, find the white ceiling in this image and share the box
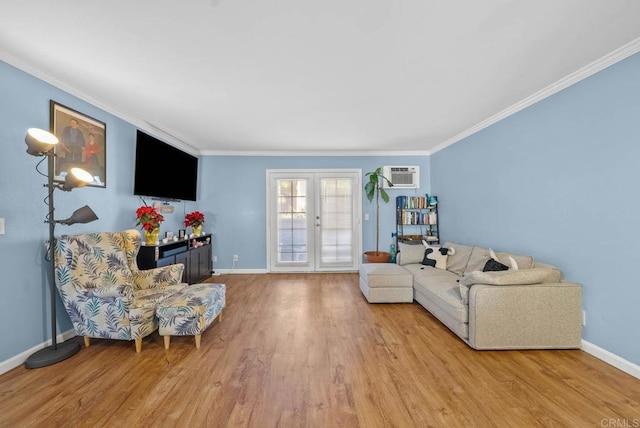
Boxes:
[2,1,640,156]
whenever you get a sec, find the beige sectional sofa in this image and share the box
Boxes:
[372,242,582,350]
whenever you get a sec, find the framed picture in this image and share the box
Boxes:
[50,100,106,188]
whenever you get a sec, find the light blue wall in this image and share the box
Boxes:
[200,156,430,270]
[431,52,640,366]
[0,60,200,361]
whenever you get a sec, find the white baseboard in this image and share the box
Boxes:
[582,340,640,380]
[211,269,268,275]
[0,329,77,375]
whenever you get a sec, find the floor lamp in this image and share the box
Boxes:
[23,128,99,369]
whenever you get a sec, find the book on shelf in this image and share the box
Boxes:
[397,211,439,225]
[396,195,438,210]
[396,195,430,210]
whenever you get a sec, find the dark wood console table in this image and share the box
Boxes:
[137,233,212,284]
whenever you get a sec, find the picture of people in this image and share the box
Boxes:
[51,101,106,188]
[60,118,86,163]
[84,133,101,177]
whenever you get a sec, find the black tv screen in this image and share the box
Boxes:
[133,130,198,201]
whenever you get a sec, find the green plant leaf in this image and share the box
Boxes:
[380,188,390,203]
[364,182,375,202]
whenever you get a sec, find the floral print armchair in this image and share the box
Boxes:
[53,229,187,352]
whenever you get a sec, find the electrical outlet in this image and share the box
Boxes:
[213,255,217,263]
[582,310,586,326]
[233,254,238,262]
[0,218,5,235]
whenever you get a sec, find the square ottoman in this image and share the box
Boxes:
[157,283,226,349]
[359,263,414,303]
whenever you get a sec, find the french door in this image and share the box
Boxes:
[267,169,361,272]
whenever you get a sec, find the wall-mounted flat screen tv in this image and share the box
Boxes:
[133,130,198,201]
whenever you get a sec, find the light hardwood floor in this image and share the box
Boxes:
[1,273,639,427]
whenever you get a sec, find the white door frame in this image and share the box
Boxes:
[266,169,362,272]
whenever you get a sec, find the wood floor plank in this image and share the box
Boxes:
[1,272,639,427]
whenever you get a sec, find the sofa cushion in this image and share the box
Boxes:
[397,242,425,265]
[461,267,562,287]
[458,267,563,304]
[442,242,474,276]
[359,263,413,288]
[464,247,492,274]
[414,275,468,324]
[402,263,461,281]
[464,247,534,275]
[496,252,534,269]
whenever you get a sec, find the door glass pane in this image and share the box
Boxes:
[320,178,353,264]
[277,179,308,263]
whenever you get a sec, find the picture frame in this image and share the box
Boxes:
[50,100,106,188]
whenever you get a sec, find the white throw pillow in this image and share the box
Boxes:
[421,241,454,270]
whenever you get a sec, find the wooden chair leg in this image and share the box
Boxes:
[195,334,201,349]
[135,338,142,353]
[164,335,171,350]
[84,337,90,348]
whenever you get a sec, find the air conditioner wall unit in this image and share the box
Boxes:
[382,166,419,188]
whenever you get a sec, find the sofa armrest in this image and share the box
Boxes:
[467,282,582,350]
[132,263,185,290]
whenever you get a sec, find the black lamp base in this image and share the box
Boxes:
[24,340,81,369]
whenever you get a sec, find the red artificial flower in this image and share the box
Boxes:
[184,211,205,227]
[136,205,164,231]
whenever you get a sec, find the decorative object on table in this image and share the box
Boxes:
[23,128,99,369]
[179,229,186,239]
[50,100,106,188]
[363,167,393,263]
[184,211,205,236]
[136,205,164,245]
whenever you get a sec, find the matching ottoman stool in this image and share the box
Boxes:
[157,283,226,349]
[359,263,414,303]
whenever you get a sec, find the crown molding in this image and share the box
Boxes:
[0,51,200,156]
[429,36,640,155]
[199,149,430,157]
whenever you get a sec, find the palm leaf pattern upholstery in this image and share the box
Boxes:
[53,229,187,351]
[157,283,226,348]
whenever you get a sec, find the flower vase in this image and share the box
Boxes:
[192,225,203,236]
[144,229,160,245]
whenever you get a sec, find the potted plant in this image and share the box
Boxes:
[184,211,205,236]
[135,205,164,245]
[364,167,393,263]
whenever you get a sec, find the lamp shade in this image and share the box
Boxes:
[57,205,99,226]
[25,128,58,156]
[61,167,94,191]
